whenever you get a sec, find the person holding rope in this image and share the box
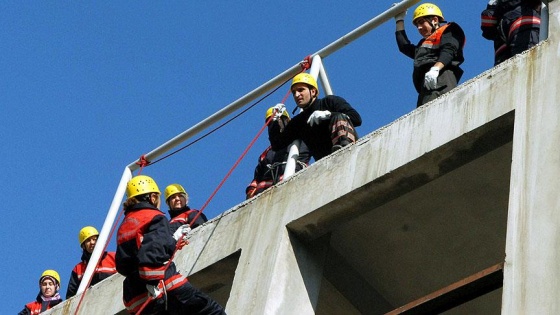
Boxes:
[246,106,310,199]
[268,73,361,161]
[66,226,117,298]
[116,175,225,315]
[164,183,208,230]
[394,3,466,107]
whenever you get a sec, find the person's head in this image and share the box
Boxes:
[125,175,161,209]
[39,270,60,298]
[290,73,319,109]
[412,3,444,38]
[164,183,189,211]
[78,226,99,254]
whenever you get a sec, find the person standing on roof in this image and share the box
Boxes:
[268,73,361,161]
[394,3,466,107]
[116,175,225,315]
[481,0,541,65]
[246,106,310,199]
[19,270,63,315]
[164,183,208,231]
[66,226,117,299]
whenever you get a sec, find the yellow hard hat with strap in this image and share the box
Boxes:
[78,226,99,245]
[126,175,161,199]
[40,269,61,285]
[412,3,444,25]
[164,183,188,202]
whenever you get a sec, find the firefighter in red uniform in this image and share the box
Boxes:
[481,0,541,65]
[246,106,310,199]
[268,73,361,161]
[116,175,225,315]
[66,226,117,298]
[164,183,208,231]
[394,3,466,107]
[19,270,63,315]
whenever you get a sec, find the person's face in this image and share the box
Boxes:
[415,16,438,38]
[167,193,187,210]
[291,83,317,108]
[40,279,57,297]
[82,235,98,254]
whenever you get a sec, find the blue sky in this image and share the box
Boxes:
[2,2,494,313]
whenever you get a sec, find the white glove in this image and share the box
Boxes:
[173,224,191,241]
[392,3,407,22]
[272,103,286,121]
[146,283,163,298]
[488,0,498,5]
[424,67,440,90]
[307,110,331,126]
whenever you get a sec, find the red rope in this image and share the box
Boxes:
[136,155,150,175]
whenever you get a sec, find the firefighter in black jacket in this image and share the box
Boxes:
[394,3,465,107]
[246,106,310,199]
[481,0,541,65]
[164,183,207,231]
[66,226,117,299]
[268,73,361,161]
[116,175,225,315]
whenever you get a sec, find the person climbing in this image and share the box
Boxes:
[164,183,208,231]
[268,73,361,161]
[394,3,466,107]
[246,106,310,199]
[116,175,225,314]
[481,0,541,65]
[19,270,63,315]
[66,226,117,298]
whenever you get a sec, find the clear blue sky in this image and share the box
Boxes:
[2,2,493,313]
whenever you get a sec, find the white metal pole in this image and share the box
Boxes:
[76,167,133,296]
[283,140,301,180]
[540,1,549,42]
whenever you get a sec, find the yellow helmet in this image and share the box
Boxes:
[291,73,319,95]
[164,183,188,202]
[265,106,290,120]
[412,3,444,25]
[78,226,99,245]
[40,269,61,285]
[126,175,160,199]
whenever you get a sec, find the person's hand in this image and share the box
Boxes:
[307,110,331,126]
[146,282,163,299]
[392,3,407,22]
[272,103,286,121]
[246,187,256,199]
[173,224,191,241]
[487,0,498,5]
[424,67,440,90]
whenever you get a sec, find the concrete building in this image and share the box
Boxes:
[49,2,560,314]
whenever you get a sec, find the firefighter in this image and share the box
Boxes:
[481,0,541,66]
[246,106,310,199]
[66,226,117,298]
[268,73,361,161]
[394,3,466,107]
[164,183,208,231]
[116,175,225,315]
[19,270,63,315]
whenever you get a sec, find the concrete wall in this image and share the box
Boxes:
[47,2,560,314]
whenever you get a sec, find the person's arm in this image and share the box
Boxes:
[18,306,31,315]
[66,267,80,299]
[437,29,462,67]
[325,95,362,127]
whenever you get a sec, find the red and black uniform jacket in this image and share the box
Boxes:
[18,294,62,315]
[66,250,117,298]
[396,22,466,93]
[169,205,208,231]
[246,141,310,199]
[269,95,361,161]
[116,202,188,314]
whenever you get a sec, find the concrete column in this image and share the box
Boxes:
[503,4,560,313]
